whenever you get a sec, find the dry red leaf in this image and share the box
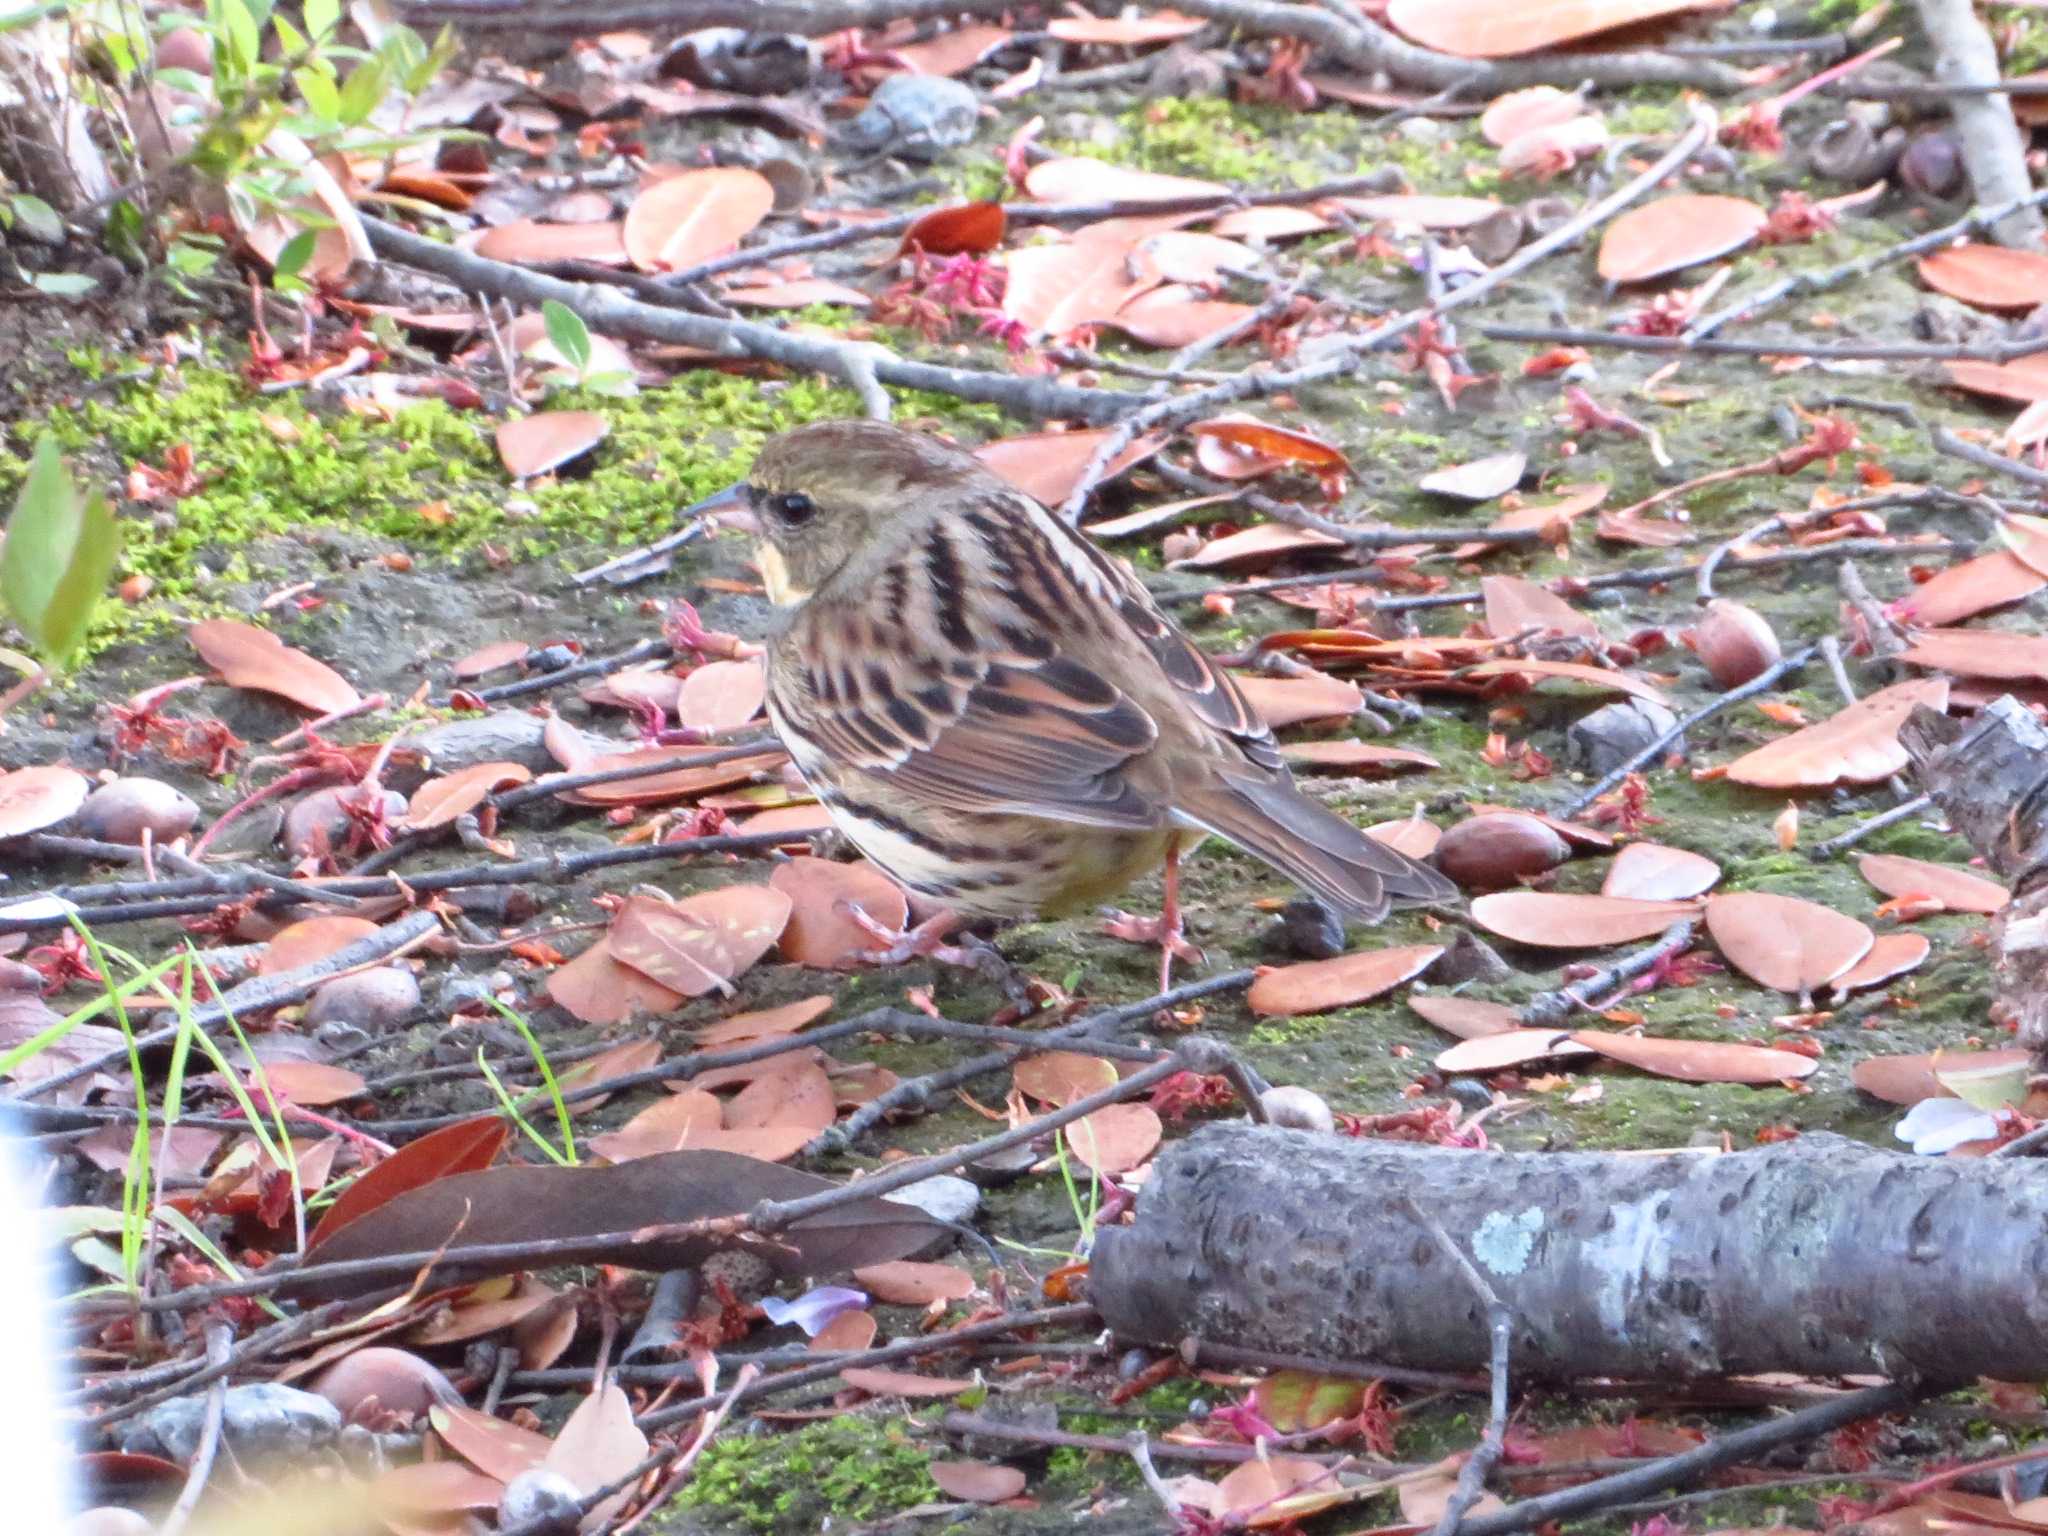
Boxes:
[972,429,1165,506]
[1388,0,1727,56]
[496,410,609,479]
[694,994,833,1047]
[1454,483,1609,557]
[1280,741,1439,774]
[403,761,532,830]
[1065,1101,1162,1174]
[623,166,774,273]
[559,748,786,807]
[1171,522,1347,570]
[770,856,907,968]
[1857,853,2008,914]
[588,1088,815,1163]
[811,1310,878,1351]
[1469,891,1702,947]
[1898,627,2048,684]
[889,21,1012,75]
[1944,353,2048,403]
[430,1404,554,1485]
[259,1061,366,1106]
[1462,657,1671,707]
[1366,814,1443,858]
[473,219,628,266]
[1601,842,1721,901]
[1022,157,1224,203]
[1917,244,2048,311]
[1893,552,2046,626]
[606,886,793,997]
[1014,1051,1119,1105]
[1215,1454,1352,1526]
[256,915,380,974]
[1324,193,1504,228]
[1233,673,1364,729]
[307,1116,508,1252]
[1191,413,1349,480]
[544,1382,648,1519]
[1002,231,1159,335]
[1597,195,1767,283]
[1247,944,1443,1017]
[0,764,89,838]
[1569,1029,1818,1084]
[839,1366,977,1397]
[1481,85,1588,145]
[1704,891,1873,994]
[1408,994,1521,1038]
[451,639,532,679]
[546,940,685,1025]
[372,1460,504,1518]
[1436,1028,1595,1072]
[1045,10,1205,41]
[1829,931,1931,995]
[902,201,1007,255]
[675,658,766,732]
[853,1260,977,1305]
[1851,1046,2026,1104]
[1481,574,1600,639]
[1723,678,1949,788]
[726,1057,838,1134]
[189,618,362,715]
[1207,206,1331,240]
[1106,288,1260,350]
[930,1460,1028,1504]
[1422,450,1527,501]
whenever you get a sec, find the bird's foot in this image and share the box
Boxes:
[1100,909,1205,993]
[844,905,1036,1008]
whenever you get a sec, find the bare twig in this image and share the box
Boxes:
[155,1323,232,1536]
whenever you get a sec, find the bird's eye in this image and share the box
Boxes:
[769,491,816,527]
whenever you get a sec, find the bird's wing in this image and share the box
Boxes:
[769,489,1270,829]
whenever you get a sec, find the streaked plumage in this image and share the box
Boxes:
[731,421,1457,925]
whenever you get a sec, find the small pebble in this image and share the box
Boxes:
[1260,1085,1335,1133]
[1567,699,1679,778]
[499,1468,583,1534]
[124,1382,340,1463]
[304,966,421,1033]
[1273,897,1345,960]
[844,74,979,160]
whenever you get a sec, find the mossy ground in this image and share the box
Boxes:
[15,74,2031,1536]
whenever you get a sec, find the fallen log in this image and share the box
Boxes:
[1090,1125,2048,1382]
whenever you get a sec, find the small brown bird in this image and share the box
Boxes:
[692,421,1455,977]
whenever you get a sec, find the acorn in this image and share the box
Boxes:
[76,777,200,844]
[1688,598,1781,689]
[1432,812,1571,890]
[304,965,421,1032]
[311,1346,458,1422]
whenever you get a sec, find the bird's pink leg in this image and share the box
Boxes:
[1100,842,1202,990]
[842,904,976,967]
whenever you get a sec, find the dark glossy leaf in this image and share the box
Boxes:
[306,1115,509,1252]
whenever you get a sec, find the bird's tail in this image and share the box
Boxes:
[1178,773,1458,922]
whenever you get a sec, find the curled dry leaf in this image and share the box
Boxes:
[1105,288,1260,350]
[1190,414,1349,481]
[973,429,1165,506]
[1002,233,1161,336]
[306,1116,508,1252]
[1462,656,1670,707]
[547,940,685,1026]
[1279,741,1439,774]
[189,618,362,715]
[1481,574,1599,639]
[431,1403,554,1485]
[726,1057,838,1135]
[1470,891,1702,947]
[1602,842,1720,901]
[770,856,907,968]
[1829,931,1931,995]
[1247,944,1443,1017]
[1898,627,2048,684]
[606,886,793,997]
[1234,672,1364,729]
[1481,85,1586,145]
[694,994,833,1047]
[1388,0,1726,55]
[1704,891,1873,995]
[403,761,533,830]
[840,1366,977,1398]
[496,410,609,479]
[853,1260,977,1306]
[1454,483,1609,557]
[1022,157,1224,203]
[452,639,531,679]
[623,166,774,272]
[1724,678,1949,788]
[1436,1028,1595,1073]
[0,764,89,838]
[1421,450,1526,501]
[902,201,1007,255]
[1065,1101,1163,1174]
[1917,244,2048,311]
[258,1061,366,1107]
[1014,1051,1119,1105]
[1169,522,1347,570]
[1596,195,1767,283]
[1569,1030,1818,1084]
[676,657,766,732]
[930,1461,1028,1504]
[1857,853,2008,914]
[256,915,380,974]
[1408,995,1522,1043]
[1893,552,2046,627]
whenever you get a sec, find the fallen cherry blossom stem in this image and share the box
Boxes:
[1519,920,1699,1029]
[1809,793,1936,859]
[1557,643,1820,820]
[6,910,440,1103]
[1685,183,2048,340]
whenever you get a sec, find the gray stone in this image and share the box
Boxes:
[499,1468,583,1533]
[842,74,979,160]
[1566,699,1680,778]
[124,1382,340,1463]
[882,1173,980,1257]
[396,709,554,780]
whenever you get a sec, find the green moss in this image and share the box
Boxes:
[658,1416,938,1533]
[1062,98,1298,186]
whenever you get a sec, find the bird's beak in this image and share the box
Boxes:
[681,481,759,535]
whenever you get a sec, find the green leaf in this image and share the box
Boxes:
[104,200,147,267]
[273,228,317,282]
[0,439,119,665]
[271,12,306,53]
[542,299,592,374]
[335,57,386,125]
[29,272,98,297]
[294,63,340,120]
[8,194,62,243]
[302,0,337,42]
